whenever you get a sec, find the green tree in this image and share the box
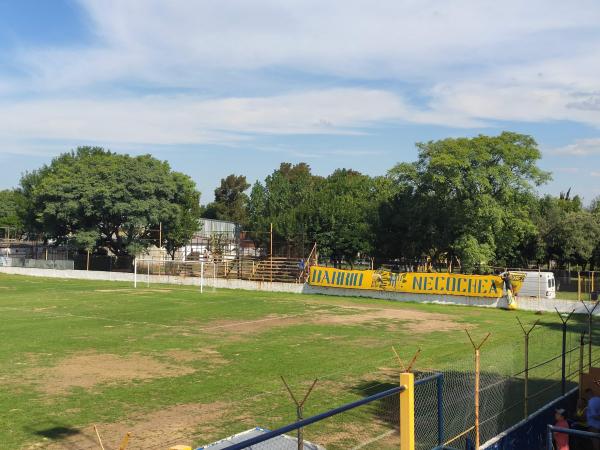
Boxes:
[248,163,322,255]
[544,210,599,268]
[315,169,383,267]
[203,174,250,224]
[381,132,550,270]
[0,189,24,238]
[590,197,600,269]
[540,192,599,268]
[162,173,202,259]
[20,147,201,256]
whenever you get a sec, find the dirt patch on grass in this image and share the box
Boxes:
[41,401,229,449]
[29,352,195,394]
[195,314,307,340]
[198,305,464,340]
[314,306,464,332]
[163,348,228,367]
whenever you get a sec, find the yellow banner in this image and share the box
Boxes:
[308,266,525,298]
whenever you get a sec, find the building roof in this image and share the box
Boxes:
[197,427,325,450]
[196,218,240,238]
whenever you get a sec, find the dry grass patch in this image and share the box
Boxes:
[42,401,229,449]
[27,351,196,395]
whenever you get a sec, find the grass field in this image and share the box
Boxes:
[0,273,594,449]
[555,290,594,301]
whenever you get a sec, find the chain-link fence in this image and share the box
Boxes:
[553,270,600,301]
[181,310,600,450]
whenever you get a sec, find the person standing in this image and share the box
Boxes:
[501,270,517,310]
[553,408,570,450]
[587,396,600,450]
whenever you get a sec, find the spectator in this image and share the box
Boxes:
[297,258,305,281]
[553,408,570,450]
[501,271,513,295]
[574,389,594,429]
[587,396,600,450]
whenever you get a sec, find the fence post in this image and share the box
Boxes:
[400,372,415,450]
[580,332,586,397]
[555,308,575,395]
[517,317,539,418]
[581,301,599,370]
[437,373,444,446]
[546,424,553,450]
[392,347,419,450]
[133,257,137,288]
[538,266,541,302]
[578,271,582,302]
[200,261,204,294]
[280,376,318,450]
[466,330,491,450]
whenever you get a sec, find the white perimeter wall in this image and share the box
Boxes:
[1,266,598,316]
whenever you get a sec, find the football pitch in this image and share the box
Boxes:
[0,274,587,449]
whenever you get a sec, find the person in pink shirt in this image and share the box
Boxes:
[553,408,570,450]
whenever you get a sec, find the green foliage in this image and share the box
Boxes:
[315,169,384,266]
[248,163,321,253]
[247,163,382,262]
[162,173,202,259]
[202,174,250,224]
[20,147,201,256]
[0,189,25,236]
[381,132,550,269]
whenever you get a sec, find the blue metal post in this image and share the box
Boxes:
[437,373,444,446]
[547,424,553,450]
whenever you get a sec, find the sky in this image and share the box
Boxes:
[1,1,600,203]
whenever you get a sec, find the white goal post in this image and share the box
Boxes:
[133,259,208,293]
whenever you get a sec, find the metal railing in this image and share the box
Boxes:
[207,373,442,450]
[546,425,600,450]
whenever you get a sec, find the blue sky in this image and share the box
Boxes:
[1,1,600,203]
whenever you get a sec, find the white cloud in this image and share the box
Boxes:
[554,138,600,156]
[2,0,600,150]
[0,89,426,150]
[591,171,600,177]
[7,0,600,90]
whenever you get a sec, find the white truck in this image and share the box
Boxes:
[516,271,556,299]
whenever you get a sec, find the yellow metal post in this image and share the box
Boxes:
[400,372,415,450]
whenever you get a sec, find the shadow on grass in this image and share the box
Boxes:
[32,425,81,440]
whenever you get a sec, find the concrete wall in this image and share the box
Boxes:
[1,266,598,315]
[0,266,304,293]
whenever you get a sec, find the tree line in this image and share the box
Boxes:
[1,133,599,270]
